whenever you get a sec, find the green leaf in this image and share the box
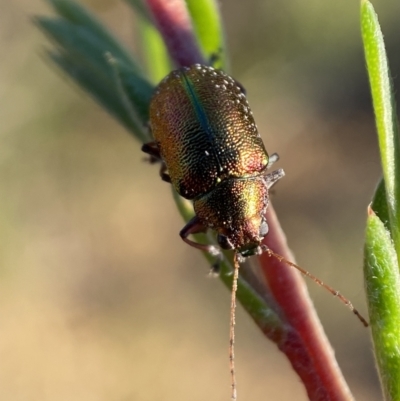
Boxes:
[46,0,139,70]
[364,207,400,401]
[49,51,144,137]
[126,0,171,83]
[106,54,154,142]
[362,3,400,399]
[137,17,171,83]
[361,0,400,261]
[186,0,228,70]
[37,11,155,142]
[36,17,116,83]
[372,178,390,229]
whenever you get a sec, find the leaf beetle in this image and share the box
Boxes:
[142,64,284,260]
[141,64,368,400]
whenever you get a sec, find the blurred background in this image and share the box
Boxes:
[1,0,399,400]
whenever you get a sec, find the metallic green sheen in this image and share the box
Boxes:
[149,64,269,200]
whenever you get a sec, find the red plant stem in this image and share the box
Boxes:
[145,0,205,67]
[259,205,354,401]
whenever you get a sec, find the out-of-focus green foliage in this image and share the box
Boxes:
[36,0,154,142]
[186,0,228,70]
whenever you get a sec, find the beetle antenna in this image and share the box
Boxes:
[265,248,369,327]
[229,253,240,401]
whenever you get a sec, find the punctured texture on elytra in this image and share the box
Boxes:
[149,64,269,200]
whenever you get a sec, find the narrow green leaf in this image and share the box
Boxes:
[49,51,144,137]
[36,17,116,83]
[46,0,139,70]
[37,14,154,142]
[126,0,171,83]
[364,207,400,401]
[186,0,228,71]
[361,0,400,260]
[372,178,391,230]
[106,54,154,142]
[137,17,171,83]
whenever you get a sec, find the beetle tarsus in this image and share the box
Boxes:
[180,217,224,269]
[180,216,220,255]
[142,142,161,159]
[160,168,171,183]
[210,259,221,275]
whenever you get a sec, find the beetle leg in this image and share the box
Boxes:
[209,51,221,68]
[267,152,279,169]
[180,216,222,273]
[142,141,161,160]
[142,142,171,183]
[180,217,220,255]
[159,165,171,183]
[265,168,285,189]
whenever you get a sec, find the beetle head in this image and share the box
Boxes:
[194,177,269,256]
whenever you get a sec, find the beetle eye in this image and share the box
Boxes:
[217,234,234,250]
[259,221,269,237]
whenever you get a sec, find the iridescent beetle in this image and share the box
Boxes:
[142,64,285,400]
[142,64,284,259]
[142,64,368,400]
